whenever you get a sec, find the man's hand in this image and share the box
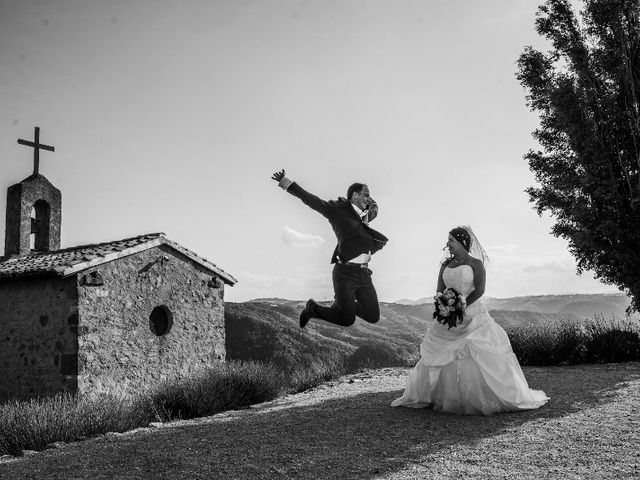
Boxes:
[271,169,286,182]
[367,199,378,222]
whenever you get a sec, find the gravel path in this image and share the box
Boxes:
[1,363,639,479]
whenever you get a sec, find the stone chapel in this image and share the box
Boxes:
[0,127,237,400]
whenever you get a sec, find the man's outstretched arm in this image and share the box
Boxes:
[271,169,331,218]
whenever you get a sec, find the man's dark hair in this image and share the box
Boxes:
[347,183,366,202]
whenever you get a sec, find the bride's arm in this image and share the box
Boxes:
[466,258,486,306]
[436,261,449,293]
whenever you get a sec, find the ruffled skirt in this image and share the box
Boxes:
[391,307,549,415]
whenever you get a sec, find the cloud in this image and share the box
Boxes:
[522,260,575,273]
[486,244,518,257]
[281,227,326,248]
[228,269,333,302]
[236,271,291,289]
[483,244,578,275]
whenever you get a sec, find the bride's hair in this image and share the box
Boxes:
[442,226,490,265]
[449,227,471,251]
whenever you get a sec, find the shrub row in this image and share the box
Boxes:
[507,315,640,366]
[0,359,343,456]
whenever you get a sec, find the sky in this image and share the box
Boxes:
[0,0,620,303]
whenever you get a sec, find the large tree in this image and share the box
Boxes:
[518,0,640,312]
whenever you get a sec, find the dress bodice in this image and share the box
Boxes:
[442,264,487,317]
[443,265,475,297]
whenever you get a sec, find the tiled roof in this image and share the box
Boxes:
[0,233,237,285]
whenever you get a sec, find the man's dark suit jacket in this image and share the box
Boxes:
[286,182,389,264]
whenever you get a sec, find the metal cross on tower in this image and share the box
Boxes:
[17,126,55,176]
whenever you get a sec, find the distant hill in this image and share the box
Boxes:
[224,301,355,369]
[226,294,635,371]
[245,297,292,305]
[489,309,583,329]
[483,294,637,320]
[225,300,429,371]
[394,298,429,306]
[394,293,636,320]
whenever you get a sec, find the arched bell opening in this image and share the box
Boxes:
[31,199,51,252]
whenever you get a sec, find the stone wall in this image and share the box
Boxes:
[76,245,226,397]
[0,277,78,400]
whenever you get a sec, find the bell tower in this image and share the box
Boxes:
[4,127,61,257]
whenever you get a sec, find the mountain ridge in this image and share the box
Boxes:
[226,293,638,372]
[248,293,635,320]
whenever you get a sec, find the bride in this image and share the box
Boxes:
[391,226,549,415]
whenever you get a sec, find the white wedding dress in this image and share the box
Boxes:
[391,265,549,415]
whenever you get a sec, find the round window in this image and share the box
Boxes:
[149,306,173,336]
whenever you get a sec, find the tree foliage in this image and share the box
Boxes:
[517,0,640,312]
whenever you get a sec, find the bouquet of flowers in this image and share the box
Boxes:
[433,288,467,329]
